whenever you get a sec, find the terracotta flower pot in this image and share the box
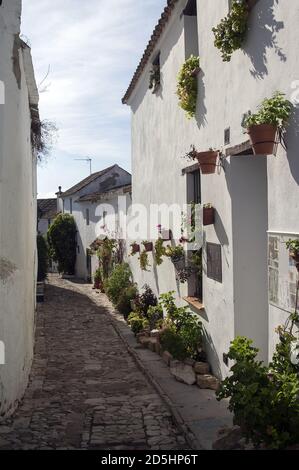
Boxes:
[196,151,218,174]
[247,124,278,155]
[143,242,153,252]
[131,243,140,254]
[203,207,215,226]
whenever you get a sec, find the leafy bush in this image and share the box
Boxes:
[116,284,139,320]
[243,92,292,129]
[286,239,299,256]
[37,235,48,282]
[128,312,149,335]
[104,263,133,305]
[159,292,203,359]
[212,0,248,62]
[216,330,299,449]
[47,214,77,275]
[147,305,164,330]
[160,327,188,361]
[177,55,200,119]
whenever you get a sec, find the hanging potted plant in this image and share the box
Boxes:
[183,145,219,175]
[143,240,153,252]
[177,55,200,119]
[154,238,166,266]
[139,250,151,271]
[286,239,299,270]
[203,204,215,226]
[243,92,292,155]
[130,242,140,255]
[165,245,185,271]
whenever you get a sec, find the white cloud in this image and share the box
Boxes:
[21,0,166,197]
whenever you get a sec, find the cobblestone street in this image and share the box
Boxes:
[0,276,188,450]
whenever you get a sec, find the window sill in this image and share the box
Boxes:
[183,296,205,312]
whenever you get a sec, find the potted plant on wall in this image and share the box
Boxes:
[139,250,151,271]
[130,242,140,255]
[143,240,153,252]
[154,238,166,266]
[242,92,293,155]
[203,204,215,226]
[183,145,219,175]
[177,55,200,119]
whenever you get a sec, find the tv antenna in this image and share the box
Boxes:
[75,157,92,175]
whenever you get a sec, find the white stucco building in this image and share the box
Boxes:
[57,164,132,280]
[123,0,299,378]
[0,0,38,417]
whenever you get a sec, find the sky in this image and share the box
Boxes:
[21,0,166,198]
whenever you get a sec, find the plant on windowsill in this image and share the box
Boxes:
[177,55,200,119]
[212,0,249,62]
[139,250,151,271]
[154,238,166,266]
[142,240,153,252]
[149,64,161,93]
[242,92,293,155]
[203,204,215,226]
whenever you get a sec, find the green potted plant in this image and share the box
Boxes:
[203,204,215,226]
[243,92,292,155]
[177,55,200,119]
[130,242,140,255]
[139,250,151,271]
[212,0,249,62]
[154,238,166,266]
[143,240,153,252]
[165,245,185,263]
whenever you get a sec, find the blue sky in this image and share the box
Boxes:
[21,0,166,198]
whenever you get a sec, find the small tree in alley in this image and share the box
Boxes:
[47,214,77,275]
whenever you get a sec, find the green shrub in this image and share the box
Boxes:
[177,55,200,119]
[147,305,164,330]
[159,292,203,359]
[104,263,133,304]
[216,332,299,449]
[160,327,188,361]
[116,284,139,319]
[47,213,77,275]
[128,312,149,335]
[37,235,48,282]
[212,0,248,62]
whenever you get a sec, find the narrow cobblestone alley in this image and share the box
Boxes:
[0,276,188,450]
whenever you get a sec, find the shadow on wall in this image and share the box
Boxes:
[285,105,299,185]
[195,69,207,130]
[244,0,285,79]
[202,327,223,380]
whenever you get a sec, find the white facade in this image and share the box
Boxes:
[0,1,38,417]
[124,0,299,378]
[58,165,131,280]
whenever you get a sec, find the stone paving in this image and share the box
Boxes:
[0,276,188,450]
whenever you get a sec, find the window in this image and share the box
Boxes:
[86,208,90,226]
[187,169,202,301]
[207,243,222,283]
[70,198,73,214]
[183,0,199,58]
[149,53,161,94]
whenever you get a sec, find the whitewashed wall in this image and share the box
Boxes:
[0,0,37,418]
[127,0,299,377]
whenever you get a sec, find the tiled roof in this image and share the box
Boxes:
[61,165,119,197]
[122,0,179,104]
[77,184,132,202]
[37,199,57,219]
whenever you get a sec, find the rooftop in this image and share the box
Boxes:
[37,199,57,220]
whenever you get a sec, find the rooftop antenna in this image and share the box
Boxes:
[75,157,92,175]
